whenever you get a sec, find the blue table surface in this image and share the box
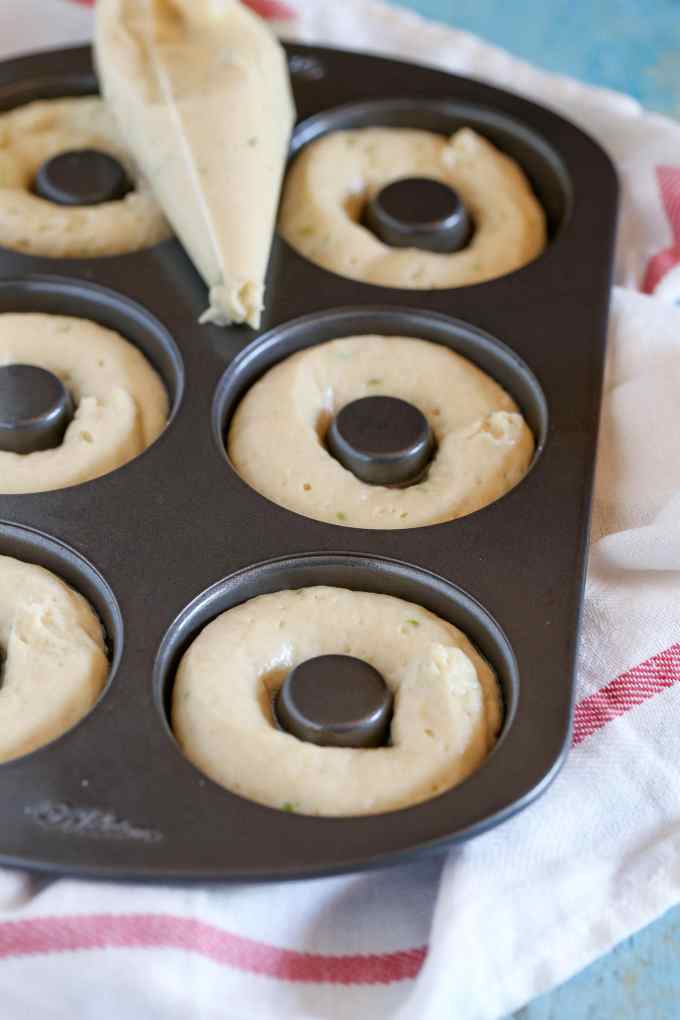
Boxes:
[397,2,679,1017]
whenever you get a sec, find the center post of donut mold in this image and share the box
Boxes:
[0,364,74,455]
[364,177,472,254]
[34,149,133,207]
[274,654,394,749]
[326,394,435,487]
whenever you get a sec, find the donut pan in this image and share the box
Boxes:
[0,43,617,881]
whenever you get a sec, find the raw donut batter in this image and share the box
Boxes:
[0,555,108,763]
[172,586,503,816]
[279,126,546,288]
[228,335,534,528]
[0,96,170,258]
[0,313,168,494]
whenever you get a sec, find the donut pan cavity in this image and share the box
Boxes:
[0,44,617,880]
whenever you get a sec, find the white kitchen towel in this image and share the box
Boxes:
[0,3,678,1019]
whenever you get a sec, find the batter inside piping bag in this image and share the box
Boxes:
[94,0,296,329]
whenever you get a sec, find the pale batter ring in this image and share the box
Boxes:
[0,555,108,763]
[0,312,168,494]
[0,97,170,258]
[172,586,503,816]
[228,334,535,529]
[279,126,546,288]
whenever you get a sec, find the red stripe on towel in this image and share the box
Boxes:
[642,166,680,293]
[0,913,426,983]
[573,642,680,745]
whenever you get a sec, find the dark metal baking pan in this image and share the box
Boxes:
[0,41,618,880]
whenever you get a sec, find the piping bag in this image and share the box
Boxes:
[94,0,296,329]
